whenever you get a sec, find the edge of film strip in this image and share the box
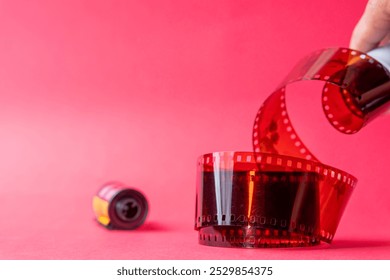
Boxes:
[199,151,357,187]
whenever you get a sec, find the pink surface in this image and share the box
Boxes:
[1,0,390,259]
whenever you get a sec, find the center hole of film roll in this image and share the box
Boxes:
[284,80,358,166]
[115,198,141,221]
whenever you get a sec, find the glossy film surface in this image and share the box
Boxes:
[195,48,389,248]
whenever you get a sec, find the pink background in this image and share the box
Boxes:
[1,0,389,259]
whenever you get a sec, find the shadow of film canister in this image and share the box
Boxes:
[92,182,148,229]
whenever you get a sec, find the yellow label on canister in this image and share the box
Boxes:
[92,196,110,226]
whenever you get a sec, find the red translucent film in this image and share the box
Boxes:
[273,48,390,136]
[195,48,389,248]
[195,152,356,248]
[250,48,389,245]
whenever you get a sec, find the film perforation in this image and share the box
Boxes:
[198,226,322,248]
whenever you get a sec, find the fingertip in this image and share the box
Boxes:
[349,24,375,53]
[350,0,390,52]
[349,18,383,52]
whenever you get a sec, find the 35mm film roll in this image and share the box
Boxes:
[195,47,390,248]
[93,182,148,230]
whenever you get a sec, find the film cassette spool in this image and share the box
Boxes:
[93,182,148,230]
[195,48,390,248]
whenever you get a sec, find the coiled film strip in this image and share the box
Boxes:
[93,182,148,230]
[195,48,390,248]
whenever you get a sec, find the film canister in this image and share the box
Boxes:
[92,182,148,229]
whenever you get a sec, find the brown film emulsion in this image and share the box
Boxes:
[195,48,390,248]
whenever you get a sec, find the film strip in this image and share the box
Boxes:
[93,182,148,230]
[195,48,390,248]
